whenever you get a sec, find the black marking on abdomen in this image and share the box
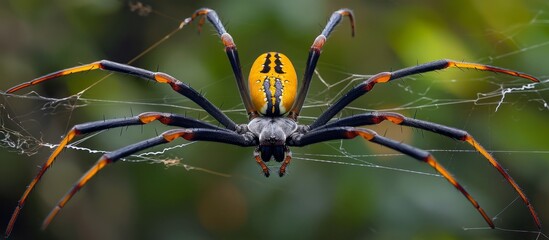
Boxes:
[273,78,283,115]
[260,53,272,73]
[263,76,274,115]
[274,53,286,74]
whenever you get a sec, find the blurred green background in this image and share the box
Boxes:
[1,0,549,239]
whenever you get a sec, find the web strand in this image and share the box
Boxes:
[1,2,548,238]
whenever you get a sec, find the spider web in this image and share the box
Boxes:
[1,2,548,239]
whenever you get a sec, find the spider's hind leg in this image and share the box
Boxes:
[291,126,495,228]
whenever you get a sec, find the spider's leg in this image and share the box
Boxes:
[288,9,355,121]
[321,112,541,229]
[187,8,258,119]
[40,128,255,230]
[6,61,238,130]
[289,126,495,228]
[4,112,230,237]
[310,60,539,129]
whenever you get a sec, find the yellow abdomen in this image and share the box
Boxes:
[248,52,297,116]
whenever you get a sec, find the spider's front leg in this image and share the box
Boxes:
[288,9,355,120]
[187,8,259,119]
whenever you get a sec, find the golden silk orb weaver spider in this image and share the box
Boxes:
[3,8,542,237]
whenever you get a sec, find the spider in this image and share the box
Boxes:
[4,8,542,237]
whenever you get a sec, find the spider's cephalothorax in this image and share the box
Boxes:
[247,117,298,176]
[4,7,542,237]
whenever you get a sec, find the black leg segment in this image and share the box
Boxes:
[310,59,539,129]
[318,111,541,228]
[289,126,495,228]
[188,8,258,119]
[288,9,355,120]
[6,60,238,130]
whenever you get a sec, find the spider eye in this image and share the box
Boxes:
[249,52,297,116]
